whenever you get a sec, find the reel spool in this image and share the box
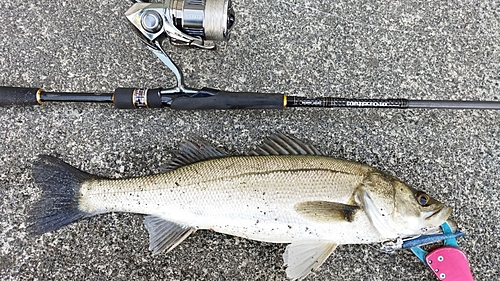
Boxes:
[127,0,235,49]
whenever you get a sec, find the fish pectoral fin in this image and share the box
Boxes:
[248,134,324,156]
[283,241,338,280]
[143,215,196,255]
[355,188,395,237]
[295,201,359,222]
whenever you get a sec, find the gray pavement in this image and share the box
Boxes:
[1,0,499,280]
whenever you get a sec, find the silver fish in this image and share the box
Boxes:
[29,134,452,280]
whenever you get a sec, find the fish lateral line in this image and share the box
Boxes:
[83,161,366,194]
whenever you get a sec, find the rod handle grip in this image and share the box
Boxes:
[170,88,285,110]
[0,87,41,107]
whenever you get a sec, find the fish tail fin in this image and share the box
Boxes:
[28,155,96,235]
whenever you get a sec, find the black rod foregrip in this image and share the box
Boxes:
[169,88,285,110]
[40,92,113,103]
[0,86,41,106]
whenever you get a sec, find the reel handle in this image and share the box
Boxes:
[0,87,41,107]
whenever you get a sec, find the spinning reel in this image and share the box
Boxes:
[126,0,235,94]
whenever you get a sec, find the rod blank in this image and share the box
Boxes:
[408,100,500,110]
[286,96,500,110]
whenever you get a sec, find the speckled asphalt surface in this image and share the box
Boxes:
[0,1,499,280]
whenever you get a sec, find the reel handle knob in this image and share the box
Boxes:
[0,87,42,107]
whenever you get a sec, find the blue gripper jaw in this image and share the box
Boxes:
[409,221,464,264]
[402,231,465,250]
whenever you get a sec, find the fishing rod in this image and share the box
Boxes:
[1,1,499,110]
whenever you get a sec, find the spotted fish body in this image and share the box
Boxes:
[30,135,451,280]
[83,155,380,244]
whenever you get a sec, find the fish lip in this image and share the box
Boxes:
[420,219,458,235]
[424,206,452,222]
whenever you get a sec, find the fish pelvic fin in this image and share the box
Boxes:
[283,241,338,280]
[144,216,196,255]
[28,155,97,235]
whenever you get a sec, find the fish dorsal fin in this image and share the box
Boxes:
[249,134,324,156]
[143,215,196,255]
[295,201,360,222]
[283,241,338,280]
[166,139,228,170]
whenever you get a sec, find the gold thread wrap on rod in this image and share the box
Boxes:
[36,89,44,105]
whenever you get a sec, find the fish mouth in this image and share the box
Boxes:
[421,219,457,235]
[424,206,452,222]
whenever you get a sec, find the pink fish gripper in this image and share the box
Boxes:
[410,221,474,281]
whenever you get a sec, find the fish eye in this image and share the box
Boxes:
[415,192,430,206]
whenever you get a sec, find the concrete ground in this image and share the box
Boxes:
[0,0,499,280]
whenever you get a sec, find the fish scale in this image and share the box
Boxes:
[80,156,390,244]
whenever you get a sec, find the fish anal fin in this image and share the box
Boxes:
[295,201,359,222]
[143,215,196,255]
[166,139,228,170]
[283,241,338,280]
[249,134,324,156]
